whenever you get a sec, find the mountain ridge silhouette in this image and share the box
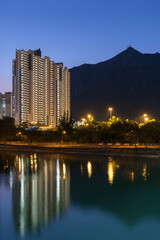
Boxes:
[70,47,160,121]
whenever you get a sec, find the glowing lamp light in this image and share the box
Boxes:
[108,107,113,119]
[145,117,148,122]
[81,118,86,122]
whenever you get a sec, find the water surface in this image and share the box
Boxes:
[0,151,160,240]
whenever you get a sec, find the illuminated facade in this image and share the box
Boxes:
[12,49,70,126]
[0,93,2,118]
[0,92,13,119]
[55,64,70,125]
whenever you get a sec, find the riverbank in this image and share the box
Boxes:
[1,142,160,157]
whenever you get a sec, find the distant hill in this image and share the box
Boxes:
[70,47,160,121]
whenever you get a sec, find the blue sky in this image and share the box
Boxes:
[0,0,160,92]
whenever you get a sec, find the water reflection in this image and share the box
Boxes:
[131,171,134,182]
[1,152,160,239]
[70,156,160,226]
[80,163,84,175]
[87,161,92,178]
[107,157,116,184]
[10,154,70,236]
[142,164,147,181]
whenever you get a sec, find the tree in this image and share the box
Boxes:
[0,117,17,142]
[59,112,74,133]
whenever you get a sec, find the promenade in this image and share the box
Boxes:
[0,142,160,157]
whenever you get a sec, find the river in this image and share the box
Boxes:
[0,151,160,240]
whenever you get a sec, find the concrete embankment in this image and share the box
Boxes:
[0,142,160,157]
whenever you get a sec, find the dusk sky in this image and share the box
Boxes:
[0,0,160,92]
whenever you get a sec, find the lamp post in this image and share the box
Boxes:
[87,114,91,119]
[143,114,148,123]
[81,118,86,125]
[145,117,148,123]
[62,130,66,143]
[87,114,93,126]
[108,107,113,120]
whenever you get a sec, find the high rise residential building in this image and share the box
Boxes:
[12,49,70,127]
[55,63,70,125]
[0,92,13,119]
[0,93,2,119]
[5,92,13,117]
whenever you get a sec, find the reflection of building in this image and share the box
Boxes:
[0,92,12,119]
[11,154,70,236]
[12,49,70,126]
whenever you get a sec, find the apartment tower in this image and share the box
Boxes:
[0,92,13,119]
[0,93,2,118]
[12,49,70,127]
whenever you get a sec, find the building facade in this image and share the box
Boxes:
[12,49,70,127]
[0,93,2,118]
[0,92,13,119]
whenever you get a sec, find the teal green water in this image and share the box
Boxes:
[1,151,160,240]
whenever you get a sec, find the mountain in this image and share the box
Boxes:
[70,47,160,121]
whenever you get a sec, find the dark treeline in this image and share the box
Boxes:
[1,116,160,145]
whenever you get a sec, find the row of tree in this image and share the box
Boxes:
[0,116,160,145]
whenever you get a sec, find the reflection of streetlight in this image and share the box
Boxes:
[80,164,83,175]
[108,159,115,185]
[62,131,66,143]
[108,107,113,119]
[142,164,147,181]
[131,171,134,183]
[87,161,92,178]
[63,162,66,180]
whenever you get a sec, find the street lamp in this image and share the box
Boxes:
[81,118,86,125]
[62,130,66,143]
[108,107,113,119]
[143,114,149,123]
[87,114,91,119]
[145,117,148,123]
[81,118,86,122]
